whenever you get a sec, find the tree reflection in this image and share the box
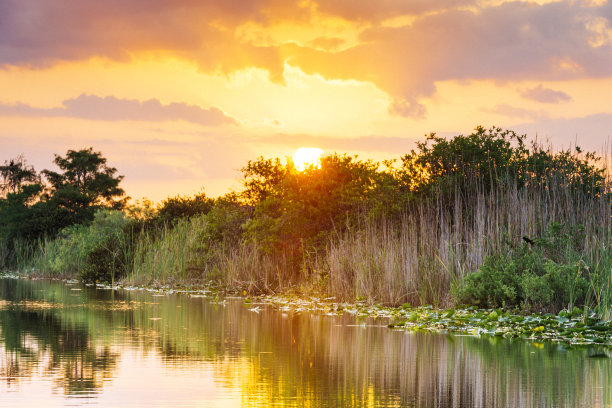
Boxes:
[1,277,611,407]
[0,283,119,396]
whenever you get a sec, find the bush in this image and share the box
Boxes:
[80,235,126,284]
[156,191,214,223]
[455,223,591,313]
[398,126,606,201]
[44,210,128,277]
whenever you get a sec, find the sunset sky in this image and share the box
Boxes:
[1,0,612,202]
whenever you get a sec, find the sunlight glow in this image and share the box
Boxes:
[293,147,324,171]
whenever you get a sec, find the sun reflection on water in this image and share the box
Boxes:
[0,278,611,407]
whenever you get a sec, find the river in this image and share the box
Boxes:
[0,277,610,407]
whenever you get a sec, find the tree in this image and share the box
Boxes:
[156,190,214,223]
[240,157,288,205]
[398,126,528,196]
[42,148,127,220]
[396,126,606,200]
[0,155,39,196]
[243,154,385,257]
[1,148,127,246]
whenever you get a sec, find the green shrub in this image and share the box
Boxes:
[44,210,128,277]
[398,126,606,200]
[80,235,125,284]
[455,223,591,313]
[156,191,214,223]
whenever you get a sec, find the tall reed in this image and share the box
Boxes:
[129,217,203,286]
[128,214,297,293]
[321,174,612,307]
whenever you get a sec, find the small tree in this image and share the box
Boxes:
[1,148,128,257]
[243,154,385,272]
[157,191,214,223]
[240,157,288,205]
[43,148,127,223]
[0,155,39,196]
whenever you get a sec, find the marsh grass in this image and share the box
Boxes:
[124,162,611,313]
[4,211,129,279]
[6,136,612,317]
[23,162,610,315]
[129,217,201,286]
[127,214,298,294]
[321,172,612,308]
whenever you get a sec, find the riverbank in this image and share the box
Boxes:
[4,272,612,348]
[3,128,611,326]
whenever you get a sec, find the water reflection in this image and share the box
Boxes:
[0,277,610,407]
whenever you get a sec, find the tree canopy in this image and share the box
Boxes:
[43,148,126,212]
[0,155,38,196]
[0,148,126,250]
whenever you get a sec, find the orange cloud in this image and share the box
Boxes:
[1,0,612,119]
[289,2,612,117]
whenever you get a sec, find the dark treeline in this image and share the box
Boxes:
[0,148,126,242]
[1,127,611,315]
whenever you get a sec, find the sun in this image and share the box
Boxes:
[293,147,324,171]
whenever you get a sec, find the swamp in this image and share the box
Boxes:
[2,128,612,406]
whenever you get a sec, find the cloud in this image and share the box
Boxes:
[290,2,612,117]
[482,104,544,120]
[313,0,476,22]
[0,95,237,126]
[520,85,573,103]
[389,99,427,119]
[309,37,346,51]
[1,1,612,118]
[0,0,304,82]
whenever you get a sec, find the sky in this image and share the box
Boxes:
[1,0,612,202]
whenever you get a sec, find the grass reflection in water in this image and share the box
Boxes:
[0,277,611,407]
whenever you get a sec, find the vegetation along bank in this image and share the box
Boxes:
[1,126,611,338]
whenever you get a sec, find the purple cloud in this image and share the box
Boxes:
[483,104,544,120]
[521,85,572,104]
[290,1,612,117]
[0,95,237,126]
[1,1,611,118]
[314,0,476,22]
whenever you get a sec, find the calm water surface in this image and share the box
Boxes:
[0,277,611,407]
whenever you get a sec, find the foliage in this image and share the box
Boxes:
[43,147,127,219]
[80,234,126,284]
[129,193,251,287]
[0,155,39,196]
[387,304,612,345]
[397,126,606,201]
[523,144,606,196]
[243,154,387,254]
[3,128,611,316]
[240,157,288,205]
[455,223,592,313]
[398,126,527,196]
[200,194,250,245]
[0,149,127,267]
[43,210,129,277]
[156,190,214,223]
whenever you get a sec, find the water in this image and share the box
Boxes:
[0,278,610,407]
